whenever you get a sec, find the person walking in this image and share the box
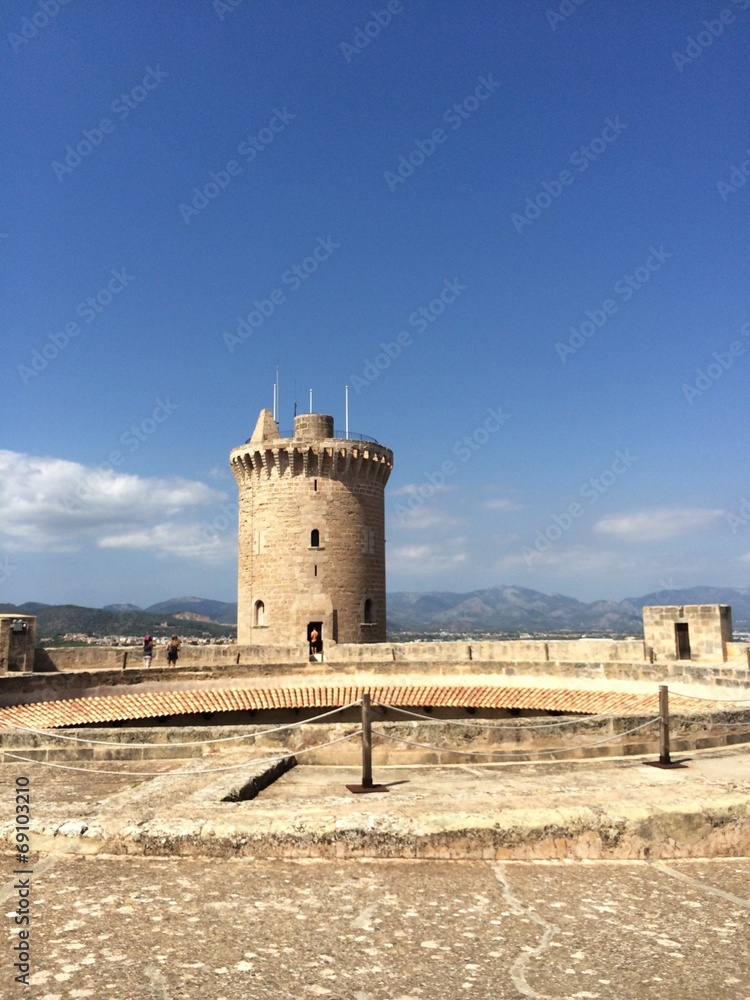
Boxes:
[142,635,154,668]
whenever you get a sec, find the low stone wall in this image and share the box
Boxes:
[2,709,749,765]
[32,637,750,678]
[726,642,750,666]
[326,639,647,664]
[35,644,308,672]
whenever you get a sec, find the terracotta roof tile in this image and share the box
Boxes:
[0,682,709,730]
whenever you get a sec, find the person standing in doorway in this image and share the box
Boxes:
[309,628,319,658]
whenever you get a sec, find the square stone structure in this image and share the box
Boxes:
[230,409,393,648]
[643,604,732,663]
[0,614,36,673]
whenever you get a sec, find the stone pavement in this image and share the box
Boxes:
[3,747,750,998]
[2,853,750,999]
[2,743,750,860]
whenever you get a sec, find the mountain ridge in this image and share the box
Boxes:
[3,585,750,637]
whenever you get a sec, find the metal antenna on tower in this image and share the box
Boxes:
[345,385,349,439]
[309,389,313,413]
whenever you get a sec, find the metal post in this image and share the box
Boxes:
[659,684,671,766]
[346,694,387,793]
[362,692,373,788]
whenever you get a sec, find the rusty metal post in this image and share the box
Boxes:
[362,692,373,788]
[659,684,671,766]
[346,693,387,793]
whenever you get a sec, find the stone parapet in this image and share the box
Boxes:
[3,711,749,765]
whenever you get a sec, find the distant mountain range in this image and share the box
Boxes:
[0,598,237,641]
[3,586,750,639]
[388,586,750,633]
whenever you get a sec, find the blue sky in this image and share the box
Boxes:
[3,0,749,608]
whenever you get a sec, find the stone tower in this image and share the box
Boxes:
[230,409,393,648]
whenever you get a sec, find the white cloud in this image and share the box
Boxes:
[99,520,235,561]
[389,505,463,530]
[594,507,725,542]
[389,541,468,575]
[390,482,455,497]
[497,544,634,574]
[482,498,523,512]
[0,450,230,558]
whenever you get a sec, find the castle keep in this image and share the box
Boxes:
[230,409,393,648]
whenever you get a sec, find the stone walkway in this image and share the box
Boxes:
[2,854,750,999]
[2,744,750,860]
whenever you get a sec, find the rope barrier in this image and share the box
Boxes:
[1,729,364,778]
[373,717,660,758]
[373,692,656,730]
[0,701,361,748]
[666,692,750,705]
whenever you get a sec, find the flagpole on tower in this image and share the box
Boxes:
[345,385,349,439]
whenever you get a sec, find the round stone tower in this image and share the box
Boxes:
[230,409,393,648]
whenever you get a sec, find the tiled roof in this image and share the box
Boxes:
[0,683,704,730]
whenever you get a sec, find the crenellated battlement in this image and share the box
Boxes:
[230,439,392,483]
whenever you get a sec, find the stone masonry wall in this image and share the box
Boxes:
[643,604,733,662]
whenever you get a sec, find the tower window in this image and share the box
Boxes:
[362,527,374,554]
[314,479,317,491]
[314,564,318,577]
[310,528,320,547]
[363,598,375,624]
[254,600,265,626]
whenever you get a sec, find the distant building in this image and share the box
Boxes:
[643,604,733,663]
[0,614,36,672]
[230,409,393,649]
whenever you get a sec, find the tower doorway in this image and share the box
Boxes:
[675,622,691,660]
